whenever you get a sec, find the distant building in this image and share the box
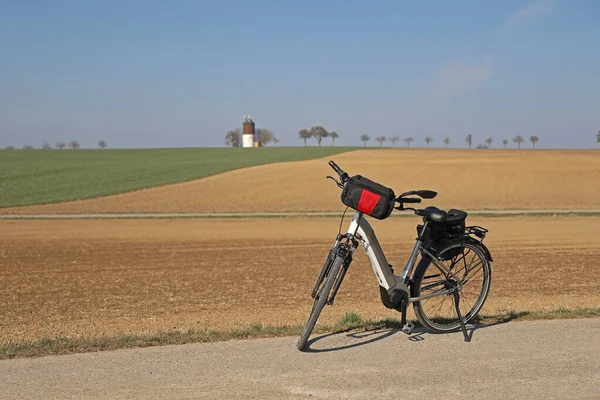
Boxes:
[242,115,255,148]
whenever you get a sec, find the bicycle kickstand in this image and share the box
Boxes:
[452,290,471,342]
[400,299,414,335]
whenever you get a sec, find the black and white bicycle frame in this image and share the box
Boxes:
[317,209,477,340]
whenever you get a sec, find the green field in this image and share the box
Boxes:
[0,147,356,208]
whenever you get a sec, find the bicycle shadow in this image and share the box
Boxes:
[303,317,514,352]
[303,327,400,353]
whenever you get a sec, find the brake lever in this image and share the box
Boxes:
[326,175,344,189]
[394,203,417,212]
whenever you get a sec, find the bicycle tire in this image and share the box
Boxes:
[412,239,492,333]
[297,255,345,351]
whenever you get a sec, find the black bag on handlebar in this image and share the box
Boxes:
[341,175,395,220]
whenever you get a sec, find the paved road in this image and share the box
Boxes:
[1,209,599,219]
[1,318,598,399]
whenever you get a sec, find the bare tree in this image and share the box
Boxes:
[41,141,52,149]
[424,136,433,148]
[502,139,508,149]
[465,134,473,149]
[258,128,275,146]
[98,140,107,149]
[56,141,66,149]
[23,145,34,150]
[225,129,241,147]
[310,126,328,147]
[390,136,400,147]
[485,137,493,148]
[375,136,387,147]
[529,135,539,149]
[273,136,280,146]
[360,134,370,147]
[298,129,312,146]
[403,137,414,148]
[513,135,524,149]
[4,145,15,150]
[597,130,600,143]
[443,137,450,148]
[329,131,339,146]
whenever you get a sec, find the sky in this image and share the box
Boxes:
[0,0,599,149]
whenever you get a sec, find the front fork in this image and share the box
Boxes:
[311,233,358,305]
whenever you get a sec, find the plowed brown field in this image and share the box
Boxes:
[1,216,599,343]
[4,149,600,214]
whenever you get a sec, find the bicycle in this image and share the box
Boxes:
[297,160,493,351]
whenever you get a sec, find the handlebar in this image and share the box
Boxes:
[328,160,349,183]
[400,197,421,203]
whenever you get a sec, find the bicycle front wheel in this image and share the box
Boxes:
[296,255,344,351]
[412,239,491,333]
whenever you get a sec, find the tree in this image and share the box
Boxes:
[375,136,387,147]
[257,128,274,146]
[329,131,339,146]
[4,145,14,150]
[529,135,539,149]
[310,126,328,147]
[424,136,433,148]
[502,139,508,149]
[476,144,489,149]
[360,134,370,147]
[56,141,66,149]
[298,129,312,146]
[597,130,600,143]
[403,137,414,148]
[513,135,524,149]
[69,140,80,149]
[41,141,52,149]
[390,136,400,147]
[273,136,280,146]
[465,134,473,149]
[485,137,493,148]
[98,140,107,149]
[23,145,34,150]
[225,129,241,147]
[443,137,450,148]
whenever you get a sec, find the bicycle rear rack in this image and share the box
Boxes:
[466,226,488,242]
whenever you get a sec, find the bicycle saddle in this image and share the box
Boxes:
[416,206,447,222]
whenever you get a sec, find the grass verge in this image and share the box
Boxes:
[1,307,598,360]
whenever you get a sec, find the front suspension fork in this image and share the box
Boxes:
[327,252,352,305]
[310,234,357,304]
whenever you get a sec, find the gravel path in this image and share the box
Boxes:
[1,209,599,219]
[1,318,598,399]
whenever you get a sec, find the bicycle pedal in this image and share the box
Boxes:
[402,322,415,335]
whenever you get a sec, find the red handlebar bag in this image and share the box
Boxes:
[341,175,395,220]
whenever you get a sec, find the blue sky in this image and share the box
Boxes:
[1,0,598,149]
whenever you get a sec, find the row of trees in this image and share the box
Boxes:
[224,128,279,147]
[297,126,339,147]
[358,134,541,149]
[226,126,340,147]
[4,140,107,150]
[465,134,539,149]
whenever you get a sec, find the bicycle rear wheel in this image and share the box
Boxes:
[412,239,491,333]
[296,255,344,351]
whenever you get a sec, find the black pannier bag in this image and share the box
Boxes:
[416,209,468,260]
[416,209,467,243]
[341,175,396,220]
